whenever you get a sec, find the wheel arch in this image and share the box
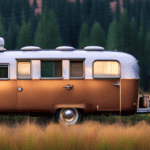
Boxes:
[53,104,93,125]
[52,103,93,115]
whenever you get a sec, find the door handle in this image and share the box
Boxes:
[113,82,120,86]
[64,84,73,90]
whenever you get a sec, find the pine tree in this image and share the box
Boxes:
[89,22,105,47]
[102,0,113,38]
[77,22,89,49]
[70,0,82,48]
[118,8,130,53]
[89,0,97,30]
[105,19,118,50]
[0,0,13,31]
[5,1,20,50]
[96,0,103,28]
[34,5,48,49]
[115,0,121,23]
[0,13,5,40]
[45,9,63,49]
[22,0,32,24]
[134,0,143,38]
[123,0,132,22]
[141,0,150,31]
[34,7,62,49]
[14,0,23,27]
[16,10,33,49]
[55,0,70,46]
[128,17,136,56]
[81,0,92,24]
[5,27,12,50]
[144,29,150,91]
[29,0,41,40]
[129,0,136,20]
[137,6,147,91]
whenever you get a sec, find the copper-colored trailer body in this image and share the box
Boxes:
[0,38,140,124]
[0,79,138,114]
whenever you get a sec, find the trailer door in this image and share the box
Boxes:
[92,60,121,111]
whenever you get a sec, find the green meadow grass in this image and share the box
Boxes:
[0,113,149,150]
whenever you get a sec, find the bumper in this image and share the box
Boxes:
[137,108,150,113]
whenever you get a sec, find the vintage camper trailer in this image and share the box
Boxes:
[0,37,146,125]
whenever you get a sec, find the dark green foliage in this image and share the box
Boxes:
[16,10,33,49]
[89,0,98,31]
[54,0,71,46]
[0,0,13,32]
[106,19,118,50]
[137,6,147,91]
[114,0,121,23]
[134,0,143,38]
[5,4,20,50]
[89,22,106,47]
[34,7,62,49]
[123,0,132,22]
[77,22,89,49]
[118,9,131,53]
[127,17,136,56]
[0,13,5,38]
[101,0,113,38]
[70,0,82,48]
[32,0,38,9]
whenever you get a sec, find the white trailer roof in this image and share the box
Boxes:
[0,50,139,79]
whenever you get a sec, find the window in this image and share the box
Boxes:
[93,61,120,78]
[0,65,8,78]
[41,61,62,77]
[70,61,83,77]
[18,61,31,78]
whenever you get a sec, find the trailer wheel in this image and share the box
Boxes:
[56,108,83,125]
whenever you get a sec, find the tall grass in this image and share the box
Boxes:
[0,113,149,150]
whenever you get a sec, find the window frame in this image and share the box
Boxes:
[17,60,32,80]
[92,60,121,79]
[0,63,10,80]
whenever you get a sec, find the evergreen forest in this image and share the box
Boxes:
[0,0,150,91]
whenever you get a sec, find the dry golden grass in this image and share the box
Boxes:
[0,115,149,150]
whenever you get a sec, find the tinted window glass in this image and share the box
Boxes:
[41,61,62,77]
[0,65,8,78]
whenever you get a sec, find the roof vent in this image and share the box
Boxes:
[84,46,104,51]
[21,46,41,50]
[0,37,6,51]
[56,46,75,51]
